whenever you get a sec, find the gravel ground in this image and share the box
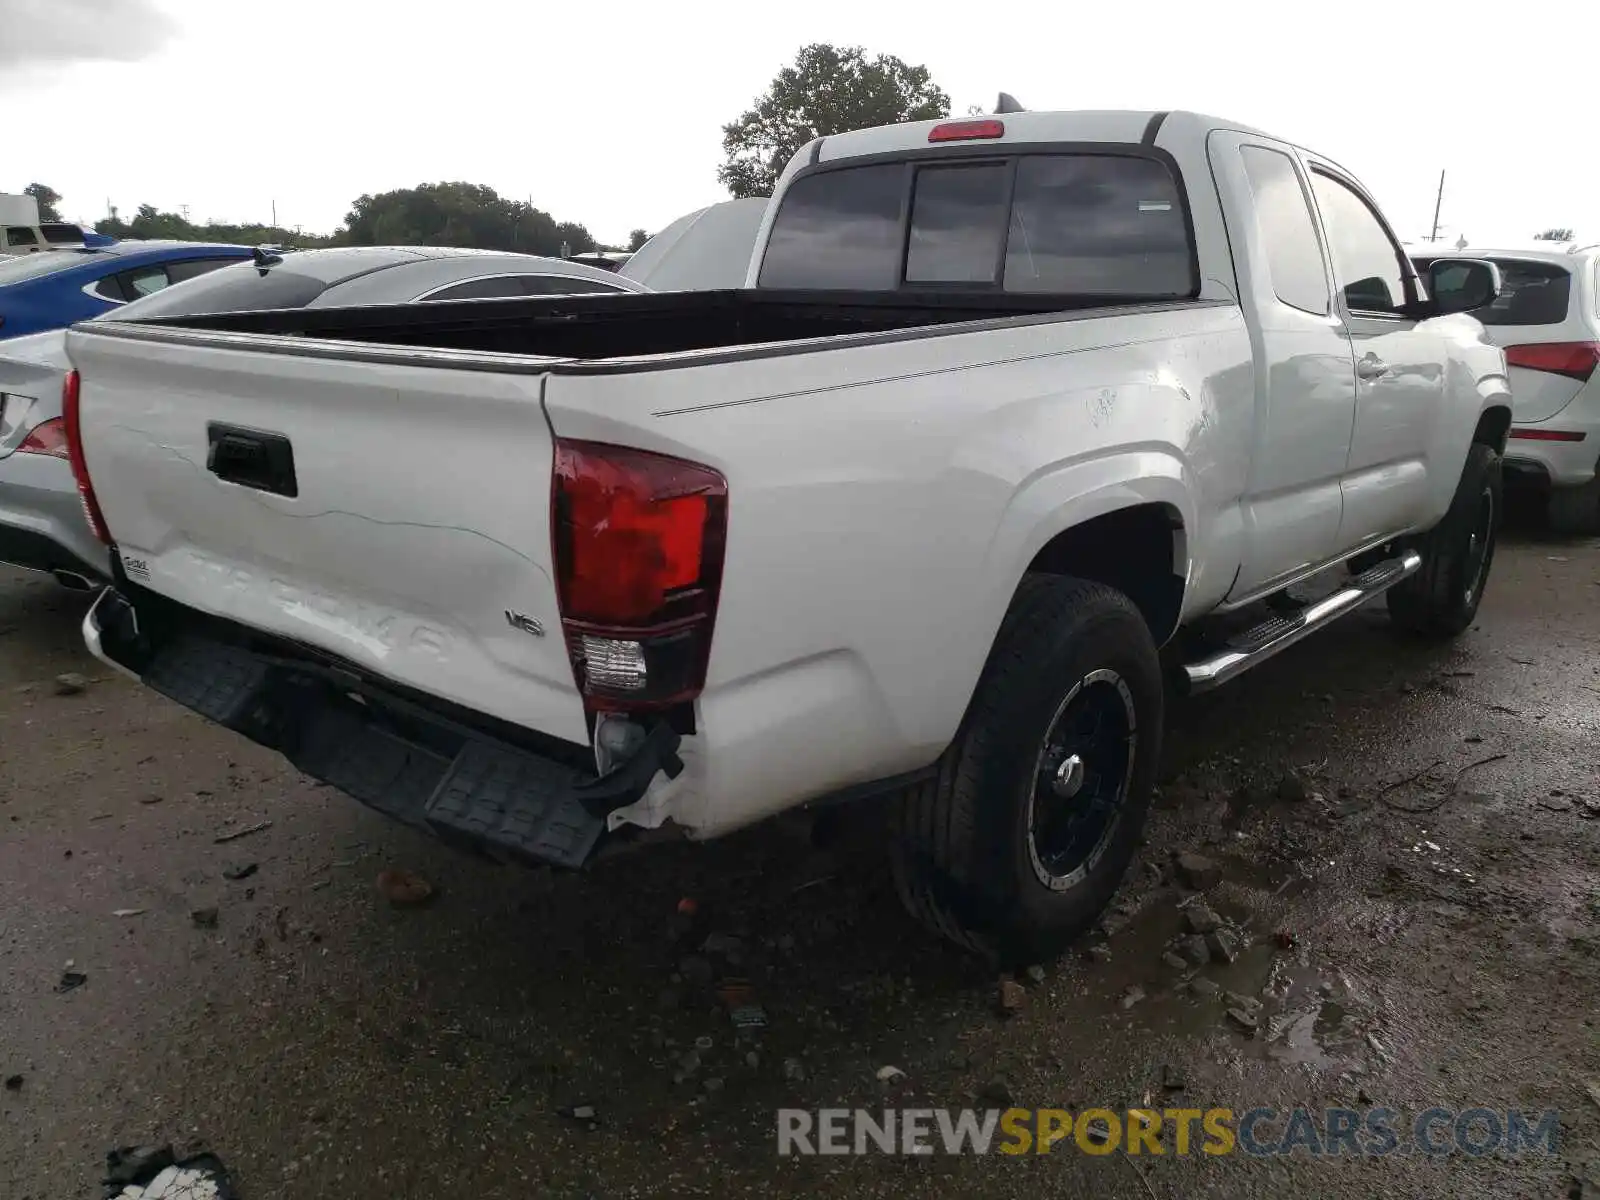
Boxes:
[2,518,1598,1198]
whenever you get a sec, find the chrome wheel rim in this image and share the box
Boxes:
[1025,668,1138,892]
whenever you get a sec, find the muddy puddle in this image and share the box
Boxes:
[1071,850,1384,1078]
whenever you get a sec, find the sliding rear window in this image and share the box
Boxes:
[759,151,1195,298]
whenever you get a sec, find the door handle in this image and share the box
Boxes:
[1357,356,1390,380]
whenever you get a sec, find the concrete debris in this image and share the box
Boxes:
[997,977,1026,1016]
[112,909,147,918]
[1180,935,1211,966]
[1189,977,1222,1000]
[1023,964,1047,985]
[190,908,218,930]
[703,1076,724,1094]
[1084,943,1113,964]
[1161,951,1188,970]
[876,1065,907,1083]
[783,1057,806,1082]
[375,869,435,907]
[1206,930,1240,964]
[212,821,271,845]
[1184,903,1222,935]
[556,1102,601,1131]
[1226,1007,1259,1034]
[55,969,87,993]
[220,863,257,881]
[1120,985,1146,1010]
[1173,851,1221,891]
[53,672,87,696]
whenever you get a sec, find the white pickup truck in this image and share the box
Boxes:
[65,110,1511,960]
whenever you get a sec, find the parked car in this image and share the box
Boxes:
[1411,245,1600,532]
[67,110,1509,959]
[620,198,768,292]
[0,246,648,588]
[107,245,646,321]
[0,242,254,340]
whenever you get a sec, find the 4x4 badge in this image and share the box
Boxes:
[504,610,545,637]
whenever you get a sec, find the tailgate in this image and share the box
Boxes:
[66,325,591,746]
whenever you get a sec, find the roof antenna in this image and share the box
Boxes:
[995,92,1026,114]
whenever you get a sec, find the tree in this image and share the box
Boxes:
[718,44,950,198]
[25,183,62,222]
[1534,228,1574,242]
[92,204,335,248]
[340,183,595,255]
[628,228,650,252]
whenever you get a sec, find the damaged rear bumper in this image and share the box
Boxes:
[84,587,682,869]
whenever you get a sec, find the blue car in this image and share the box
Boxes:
[0,241,253,339]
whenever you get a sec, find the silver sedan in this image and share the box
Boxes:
[0,247,647,587]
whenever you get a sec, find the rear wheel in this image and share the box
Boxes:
[1547,474,1600,535]
[1387,442,1502,638]
[889,575,1162,962]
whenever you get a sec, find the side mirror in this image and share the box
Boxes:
[1427,258,1502,315]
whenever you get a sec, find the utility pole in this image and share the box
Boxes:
[271,199,277,229]
[180,203,190,222]
[1427,170,1445,242]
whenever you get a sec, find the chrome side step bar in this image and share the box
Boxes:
[1182,550,1422,693]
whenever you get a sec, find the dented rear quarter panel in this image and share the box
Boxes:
[543,303,1252,832]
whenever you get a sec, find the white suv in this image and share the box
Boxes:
[1414,246,1600,532]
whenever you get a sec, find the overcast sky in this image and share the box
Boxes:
[4,0,1596,248]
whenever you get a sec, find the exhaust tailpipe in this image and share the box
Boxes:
[51,569,96,592]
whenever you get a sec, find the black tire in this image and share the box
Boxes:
[1547,474,1600,536]
[1387,442,1502,638]
[889,575,1163,963]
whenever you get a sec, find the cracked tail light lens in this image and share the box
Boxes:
[552,439,727,709]
[17,416,69,459]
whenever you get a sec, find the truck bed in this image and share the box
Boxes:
[115,288,1202,366]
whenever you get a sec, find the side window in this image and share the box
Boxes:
[518,275,628,295]
[906,163,1010,284]
[91,274,130,302]
[422,276,528,302]
[118,266,171,298]
[165,257,240,284]
[1239,147,1329,315]
[5,227,38,249]
[1309,172,1408,316]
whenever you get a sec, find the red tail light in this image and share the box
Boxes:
[17,416,69,459]
[1504,341,1600,382]
[551,439,727,709]
[928,119,1005,143]
[61,369,111,545]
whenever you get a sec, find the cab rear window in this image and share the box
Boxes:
[759,151,1195,298]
